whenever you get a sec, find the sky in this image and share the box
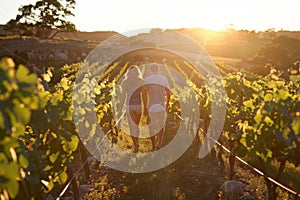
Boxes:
[0,0,299,33]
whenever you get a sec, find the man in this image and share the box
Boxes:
[144,63,170,150]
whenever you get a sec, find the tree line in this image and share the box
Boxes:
[4,0,76,39]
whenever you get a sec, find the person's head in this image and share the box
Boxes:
[125,65,143,80]
[150,63,159,73]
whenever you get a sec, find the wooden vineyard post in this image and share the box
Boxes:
[228,140,235,179]
[79,142,91,182]
[66,163,80,200]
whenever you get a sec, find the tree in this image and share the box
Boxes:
[254,36,300,71]
[5,0,76,38]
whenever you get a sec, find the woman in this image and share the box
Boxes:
[119,65,147,152]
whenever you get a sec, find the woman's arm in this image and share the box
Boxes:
[141,85,148,116]
[119,83,126,117]
[165,88,170,112]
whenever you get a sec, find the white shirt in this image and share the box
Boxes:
[144,74,170,112]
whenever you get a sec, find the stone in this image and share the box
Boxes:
[219,180,246,200]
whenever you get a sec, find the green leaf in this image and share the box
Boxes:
[68,135,79,152]
[254,109,263,124]
[49,152,60,163]
[267,80,277,89]
[78,107,86,115]
[1,162,20,198]
[271,74,280,81]
[240,137,247,147]
[292,117,300,134]
[60,77,69,90]
[85,120,89,128]
[11,122,26,137]
[13,101,31,124]
[16,65,37,84]
[58,171,68,184]
[264,116,273,126]
[0,57,15,70]
[243,100,255,110]
[28,95,40,110]
[0,111,4,129]
[43,73,51,82]
[6,179,19,199]
[51,91,64,104]
[19,96,32,107]
[277,89,289,100]
[290,74,300,82]
[19,154,29,168]
[266,149,272,158]
[264,93,273,102]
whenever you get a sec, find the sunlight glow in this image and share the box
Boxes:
[1,0,299,32]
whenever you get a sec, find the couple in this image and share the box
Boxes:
[120,63,170,152]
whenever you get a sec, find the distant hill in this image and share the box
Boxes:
[1,28,299,72]
[54,31,118,41]
[0,25,6,36]
[0,31,120,69]
[273,30,300,40]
